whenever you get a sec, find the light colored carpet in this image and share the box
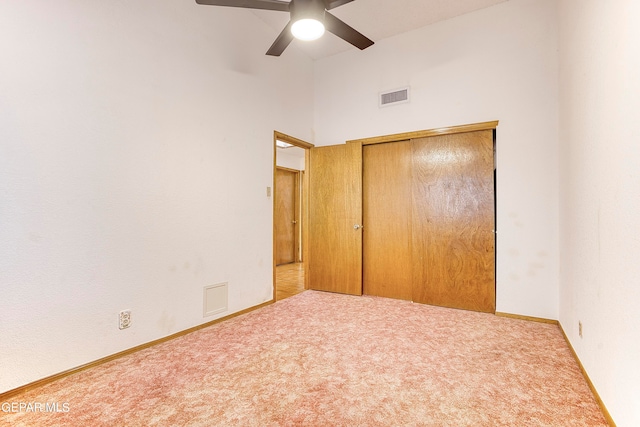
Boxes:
[3,291,607,426]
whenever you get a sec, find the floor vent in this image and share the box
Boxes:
[380,87,409,107]
[203,282,228,317]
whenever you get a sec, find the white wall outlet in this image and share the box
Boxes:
[119,310,131,330]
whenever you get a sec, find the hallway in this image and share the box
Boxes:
[276,262,305,301]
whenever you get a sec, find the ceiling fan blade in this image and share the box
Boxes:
[195,0,289,12]
[323,0,354,11]
[266,21,295,56]
[324,11,374,50]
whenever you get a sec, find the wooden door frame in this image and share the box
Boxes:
[273,131,314,302]
[346,121,499,146]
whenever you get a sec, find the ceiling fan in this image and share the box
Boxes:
[195,0,374,56]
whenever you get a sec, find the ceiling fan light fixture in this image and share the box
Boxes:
[291,18,325,41]
[194,0,374,56]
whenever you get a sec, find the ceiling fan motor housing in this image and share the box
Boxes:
[290,0,326,22]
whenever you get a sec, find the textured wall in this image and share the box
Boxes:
[0,0,314,393]
[558,1,640,425]
[314,0,560,319]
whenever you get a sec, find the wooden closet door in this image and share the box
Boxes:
[411,130,495,312]
[363,141,413,300]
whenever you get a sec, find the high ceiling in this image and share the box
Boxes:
[251,0,509,60]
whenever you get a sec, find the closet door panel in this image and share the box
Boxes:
[411,130,495,312]
[363,141,413,300]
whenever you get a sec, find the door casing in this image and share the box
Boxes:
[273,131,314,301]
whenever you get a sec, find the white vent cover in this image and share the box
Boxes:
[203,282,228,317]
[379,87,410,107]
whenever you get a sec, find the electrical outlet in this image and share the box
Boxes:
[578,321,583,338]
[119,310,131,330]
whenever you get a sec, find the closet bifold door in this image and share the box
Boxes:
[411,130,495,313]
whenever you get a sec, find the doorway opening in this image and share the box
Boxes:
[273,131,313,301]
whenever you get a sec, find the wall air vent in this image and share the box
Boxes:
[379,87,410,107]
[203,282,228,317]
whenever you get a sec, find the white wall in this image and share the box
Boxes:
[276,147,306,171]
[558,1,640,425]
[314,0,560,319]
[0,0,314,393]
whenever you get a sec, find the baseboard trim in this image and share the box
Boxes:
[495,311,559,324]
[496,312,615,426]
[558,324,616,427]
[0,300,273,400]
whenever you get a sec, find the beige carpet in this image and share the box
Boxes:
[2,291,607,426]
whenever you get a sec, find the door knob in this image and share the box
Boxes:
[292,220,297,224]
[354,224,362,230]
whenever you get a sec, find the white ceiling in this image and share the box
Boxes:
[252,0,509,60]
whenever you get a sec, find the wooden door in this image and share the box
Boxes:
[361,129,495,312]
[363,141,413,300]
[412,130,495,312]
[275,168,299,265]
[308,143,362,295]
